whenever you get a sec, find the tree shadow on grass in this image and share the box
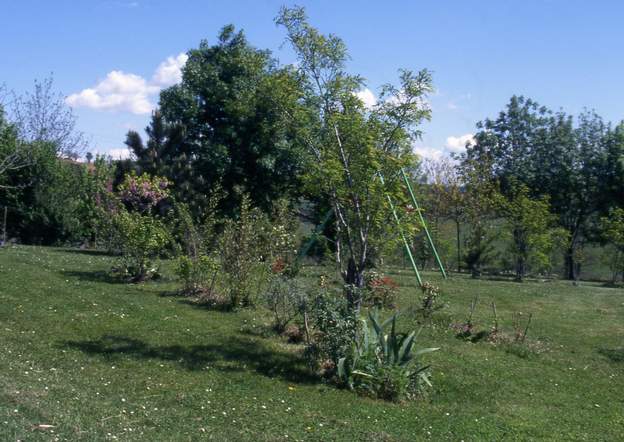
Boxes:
[60,270,125,284]
[55,248,116,257]
[61,334,318,384]
[177,298,234,313]
[598,347,624,363]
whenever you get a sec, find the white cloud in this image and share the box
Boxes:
[152,53,188,87]
[355,88,376,109]
[107,148,133,160]
[66,71,157,114]
[445,133,475,153]
[414,146,445,161]
[66,52,188,115]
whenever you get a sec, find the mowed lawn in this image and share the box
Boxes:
[0,246,623,441]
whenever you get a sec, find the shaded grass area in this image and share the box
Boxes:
[0,245,623,441]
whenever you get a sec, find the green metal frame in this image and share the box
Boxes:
[378,173,423,287]
[400,168,447,279]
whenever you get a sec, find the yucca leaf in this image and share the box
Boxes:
[381,312,397,330]
[337,357,347,381]
[390,314,398,364]
[398,331,416,364]
[409,364,431,377]
[414,347,440,357]
[369,310,382,337]
[351,370,374,379]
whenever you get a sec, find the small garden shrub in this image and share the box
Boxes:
[175,254,219,296]
[112,209,172,282]
[219,195,270,308]
[337,311,439,402]
[363,270,398,309]
[306,287,358,372]
[419,281,444,318]
[262,276,308,333]
[451,298,545,356]
[173,203,221,297]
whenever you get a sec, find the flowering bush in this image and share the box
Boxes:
[118,172,170,214]
[419,281,444,318]
[363,270,399,308]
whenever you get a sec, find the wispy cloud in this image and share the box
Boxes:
[107,147,133,160]
[66,52,188,115]
[413,133,475,161]
[413,145,446,161]
[445,133,474,153]
[355,88,377,108]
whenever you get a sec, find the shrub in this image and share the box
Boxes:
[307,288,359,371]
[265,199,299,277]
[262,276,308,332]
[172,203,222,296]
[175,254,219,296]
[118,172,170,214]
[363,270,398,309]
[112,209,172,282]
[419,282,445,318]
[337,311,439,402]
[219,195,270,308]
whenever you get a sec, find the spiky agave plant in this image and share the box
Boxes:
[338,310,439,401]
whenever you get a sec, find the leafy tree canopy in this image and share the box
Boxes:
[127,26,306,218]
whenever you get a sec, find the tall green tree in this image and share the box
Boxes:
[129,26,306,218]
[496,183,563,281]
[0,105,28,188]
[600,207,624,283]
[458,155,499,278]
[602,121,624,213]
[422,157,464,271]
[276,6,431,305]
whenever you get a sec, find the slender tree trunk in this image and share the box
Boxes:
[564,246,577,281]
[515,256,525,282]
[1,206,6,247]
[564,217,583,281]
[514,229,526,282]
[345,257,365,311]
[456,219,461,273]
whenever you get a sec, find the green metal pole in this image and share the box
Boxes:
[378,173,423,287]
[401,168,448,279]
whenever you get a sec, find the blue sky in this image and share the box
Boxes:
[2,0,624,159]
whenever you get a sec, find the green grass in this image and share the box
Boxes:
[1,246,623,441]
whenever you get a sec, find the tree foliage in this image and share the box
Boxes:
[128,27,306,218]
[462,95,622,280]
[276,6,431,303]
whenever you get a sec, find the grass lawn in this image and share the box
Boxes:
[1,246,623,441]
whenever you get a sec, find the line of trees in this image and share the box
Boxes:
[419,96,624,282]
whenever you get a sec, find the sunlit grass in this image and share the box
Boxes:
[1,246,623,441]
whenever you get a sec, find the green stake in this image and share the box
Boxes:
[378,173,423,287]
[401,168,448,279]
